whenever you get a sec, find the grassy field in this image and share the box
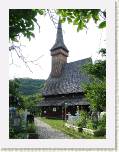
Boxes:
[39,117,105,139]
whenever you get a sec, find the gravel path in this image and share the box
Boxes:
[34,117,71,139]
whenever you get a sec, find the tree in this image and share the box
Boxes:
[83,80,106,112]
[9,9,106,43]
[57,9,106,31]
[82,49,106,112]
[9,9,45,42]
[9,9,106,72]
[83,60,106,81]
[9,9,46,72]
[9,79,25,109]
[9,78,20,96]
[22,94,43,113]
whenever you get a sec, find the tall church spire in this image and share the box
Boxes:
[50,18,69,77]
[50,19,69,52]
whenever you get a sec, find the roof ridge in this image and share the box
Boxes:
[67,57,92,65]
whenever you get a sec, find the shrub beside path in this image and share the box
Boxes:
[34,117,72,139]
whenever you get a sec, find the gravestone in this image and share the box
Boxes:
[67,112,80,125]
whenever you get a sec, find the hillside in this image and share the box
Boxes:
[18,78,45,95]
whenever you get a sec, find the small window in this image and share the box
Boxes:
[53,107,56,112]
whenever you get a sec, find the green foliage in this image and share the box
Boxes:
[40,117,105,139]
[99,21,106,28]
[27,123,36,133]
[77,110,88,128]
[93,114,106,137]
[82,60,106,81]
[9,78,25,108]
[82,49,106,112]
[22,93,43,113]
[57,9,106,31]
[10,9,106,43]
[97,114,106,129]
[86,118,94,130]
[94,128,106,137]
[18,78,45,95]
[9,9,45,42]
[9,122,27,139]
[83,80,106,112]
[9,118,37,138]
[9,129,27,139]
[9,78,20,96]
[9,78,44,112]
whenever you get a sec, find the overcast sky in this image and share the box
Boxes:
[9,13,106,80]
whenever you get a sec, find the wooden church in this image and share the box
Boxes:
[38,20,92,119]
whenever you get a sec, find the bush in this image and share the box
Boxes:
[27,123,36,133]
[94,128,106,137]
[77,111,88,128]
[86,119,94,130]
[9,126,27,139]
[12,132,27,139]
[28,133,39,139]
[94,114,106,137]
[98,113,106,129]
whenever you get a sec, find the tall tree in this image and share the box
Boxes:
[82,49,106,112]
[9,79,25,109]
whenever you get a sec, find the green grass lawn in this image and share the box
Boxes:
[39,117,105,139]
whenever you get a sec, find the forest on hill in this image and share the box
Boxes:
[17,78,45,95]
[9,78,45,113]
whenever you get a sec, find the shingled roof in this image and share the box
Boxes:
[50,19,69,53]
[42,57,92,96]
[38,96,89,107]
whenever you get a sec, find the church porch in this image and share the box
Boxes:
[37,96,90,119]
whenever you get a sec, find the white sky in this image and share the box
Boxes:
[9,13,106,80]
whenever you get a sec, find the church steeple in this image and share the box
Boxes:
[50,19,69,77]
[50,19,69,53]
